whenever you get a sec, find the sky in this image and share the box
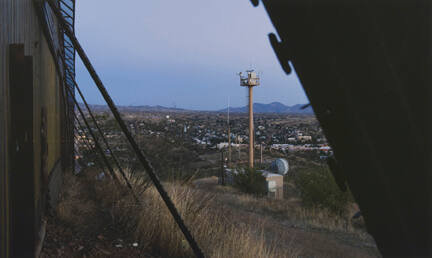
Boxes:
[75,0,308,111]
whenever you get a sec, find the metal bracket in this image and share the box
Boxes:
[268,33,292,74]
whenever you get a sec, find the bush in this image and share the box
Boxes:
[233,168,267,196]
[295,165,352,215]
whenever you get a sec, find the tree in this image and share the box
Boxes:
[234,167,267,196]
[295,165,353,215]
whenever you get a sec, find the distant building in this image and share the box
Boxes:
[217,142,229,149]
[319,146,331,152]
[298,135,312,141]
[261,171,284,200]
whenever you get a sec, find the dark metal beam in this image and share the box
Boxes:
[65,65,141,202]
[74,117,108,175]
[69,90,120,183]
[45,1,204,256]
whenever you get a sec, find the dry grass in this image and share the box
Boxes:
[216,190,356,232]
[54,170,376,257]
[97,171,300,258]
[56,172,100,231]
[197,177,368,237]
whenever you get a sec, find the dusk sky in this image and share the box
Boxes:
[75,0,308,110]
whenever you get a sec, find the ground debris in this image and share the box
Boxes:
[40,170,155,258]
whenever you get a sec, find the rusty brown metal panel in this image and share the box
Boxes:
[1,0,72,256]
[9,43,35,257]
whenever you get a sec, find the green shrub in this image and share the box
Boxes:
[233,167,267,196]
[295,165,352,215]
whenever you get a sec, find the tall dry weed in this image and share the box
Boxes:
[99,170,298,257]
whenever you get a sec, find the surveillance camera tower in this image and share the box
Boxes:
[238,70,260,168]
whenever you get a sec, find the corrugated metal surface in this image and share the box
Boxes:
[0,0,74,256]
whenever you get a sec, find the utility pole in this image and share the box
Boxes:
[260,143,263,164]
[236,136,240,161]
[249,86,254,168]
[220,151,225,185]
[227,97,232,168]
[239,70,260,168]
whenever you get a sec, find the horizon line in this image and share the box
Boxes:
[78,101,310,111]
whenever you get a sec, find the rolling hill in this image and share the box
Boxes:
[79,102,314,114]
[219,102,313,114]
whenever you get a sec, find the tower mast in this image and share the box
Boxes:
[238,70,260,168]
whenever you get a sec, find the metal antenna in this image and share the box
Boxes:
[227,96,230,124]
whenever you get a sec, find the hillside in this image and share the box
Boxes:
[41,169,379,257]
[219,102,314,114]
[78,103,187,113]
[78,102,314,114]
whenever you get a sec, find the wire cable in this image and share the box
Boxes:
[40,2,204,256]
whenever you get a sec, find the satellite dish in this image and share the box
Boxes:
[270,158,289,175]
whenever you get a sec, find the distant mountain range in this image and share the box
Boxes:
[218,102,313,114]
[79,104,187,113]
[80,102,313,114]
